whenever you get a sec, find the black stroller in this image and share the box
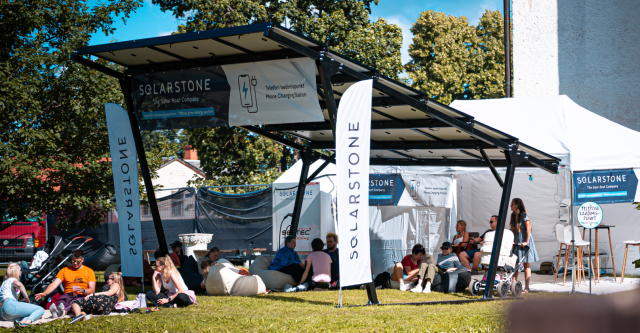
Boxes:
[23,235,93,295]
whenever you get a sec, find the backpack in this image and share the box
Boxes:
[539,262,554,275]
[373,272,392,289]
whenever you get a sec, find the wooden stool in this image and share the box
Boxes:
[620,240,640,283]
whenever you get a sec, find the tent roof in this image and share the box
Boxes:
[450,95,640,171]
[73,22,559,174]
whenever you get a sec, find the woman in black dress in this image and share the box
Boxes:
[69,272,125,323]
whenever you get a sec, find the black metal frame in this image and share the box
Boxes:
[72,22,560,305]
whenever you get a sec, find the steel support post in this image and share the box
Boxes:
[119,77,169,257]
[289,148,314,237]
[483,146,525,298]
[316,56,341,135]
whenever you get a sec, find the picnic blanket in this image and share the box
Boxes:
[0,307,128,328]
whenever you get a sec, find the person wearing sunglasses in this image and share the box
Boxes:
[409,242,463,293]
[459,215,498,272]
[33,249,96,318]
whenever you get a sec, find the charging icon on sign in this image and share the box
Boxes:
[238,74,258,113]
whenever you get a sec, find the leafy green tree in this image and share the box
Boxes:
[0,0,143,229]
[141,129,187,158]
[405,9,511,105]
[153,0,403,185]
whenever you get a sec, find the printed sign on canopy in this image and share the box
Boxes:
[573,169,640,205]
[132,58,323,130]
[369,174,404,206]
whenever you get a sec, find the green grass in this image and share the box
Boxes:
[8,270,587,332]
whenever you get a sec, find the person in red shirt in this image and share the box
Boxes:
[391,244,435,291]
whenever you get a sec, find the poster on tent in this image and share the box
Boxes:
[336,80,373,287]
[131,58,324,130]
[104,103,143,277]
[272,183,321,251]
[573,169,640,205]
[400,175,453,208]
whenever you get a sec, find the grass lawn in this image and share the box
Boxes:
[10,269,585,333]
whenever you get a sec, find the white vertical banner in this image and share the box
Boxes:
[337,80,373,287]
[105,103,143,277]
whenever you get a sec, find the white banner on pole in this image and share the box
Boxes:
[105,103,143,277]
[337,80,373,287]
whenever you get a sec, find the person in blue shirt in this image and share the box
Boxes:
[270,236,305,283]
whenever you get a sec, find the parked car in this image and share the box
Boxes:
[0,215,47,262]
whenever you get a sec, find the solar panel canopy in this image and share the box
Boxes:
[74,22,559,173]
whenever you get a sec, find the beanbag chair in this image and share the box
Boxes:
[206,263,266,296]
[431,267,472,293]
[248,256,295,290]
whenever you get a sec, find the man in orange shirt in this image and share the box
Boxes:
[34,249,96,318]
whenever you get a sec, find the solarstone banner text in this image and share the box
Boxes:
[573,169,640,205]
[104,104,143,277]
[337,80,373,288]
[131,58,324,130]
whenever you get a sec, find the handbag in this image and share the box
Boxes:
[136,293,146,308]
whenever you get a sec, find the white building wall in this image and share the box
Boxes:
[152,161,203,198]
[513,0,640,131]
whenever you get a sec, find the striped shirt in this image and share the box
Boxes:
[437,253,463,269]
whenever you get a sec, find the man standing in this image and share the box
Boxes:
[323,232,339,288]
[33,249,96,318]
[270,235,305,282]
[459,215,498,271]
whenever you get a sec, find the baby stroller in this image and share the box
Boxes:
[24,236,93,295]
[469,229,527,298]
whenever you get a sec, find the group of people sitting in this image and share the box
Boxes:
[0,247,198,326]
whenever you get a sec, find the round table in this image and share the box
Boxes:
[580,225,616,282]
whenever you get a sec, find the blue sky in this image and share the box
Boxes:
[89,0,504,66]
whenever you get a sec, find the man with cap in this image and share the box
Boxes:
[409,241,463,294]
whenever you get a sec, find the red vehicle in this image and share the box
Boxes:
[0,215,47,262]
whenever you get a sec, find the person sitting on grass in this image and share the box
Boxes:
[0,264,44,326]
[391,244,435,291]
[285,238,332,292]
[33,249,96,318]
[409,242,463,294]
[197,247,221,274]
[270,236,305,284]
[200,259,215,291]
[323,233,340,288]
[68,272,125,324]
[146,257,195,308]
[459,215,498,272]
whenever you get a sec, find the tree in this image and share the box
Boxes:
[0,0,143,229]
[405,9,511,105]
[153,0,403,185]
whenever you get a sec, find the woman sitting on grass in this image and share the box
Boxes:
[69,272,125,324]
[146,256,196,308]
[285,238,332,292]
[0,264,44,326]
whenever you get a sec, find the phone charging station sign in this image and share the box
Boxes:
[577,202,603,229]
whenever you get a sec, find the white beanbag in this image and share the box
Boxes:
[205,264,266,296]
[248,256,295,290]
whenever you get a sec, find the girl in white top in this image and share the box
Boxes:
[146,256,195,308]
[0,264,44,326]
[451,220,470,253]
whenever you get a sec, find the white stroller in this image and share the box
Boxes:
[469,229,526,298]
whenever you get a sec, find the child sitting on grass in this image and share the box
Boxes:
[200,259,215,291]
[285,238,332,292]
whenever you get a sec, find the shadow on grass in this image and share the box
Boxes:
[248,294,336,306]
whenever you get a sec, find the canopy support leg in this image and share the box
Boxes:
[316,56,341,136]
[119,77,169,257]
[289,148,315,236]
[483,145,525,298]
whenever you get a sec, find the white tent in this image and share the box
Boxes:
[448,95,640,275]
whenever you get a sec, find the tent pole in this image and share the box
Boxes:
[119,77,169,257]
[484,145,524,299]
[289,148,313,236]
[570,171,576,293]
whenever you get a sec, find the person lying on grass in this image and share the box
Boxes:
[285,238,332,292]
[391,244,435,291]
[146,257,196,308]
[68,272,125,324]
[408,241,464,294]
[0,264,44,326]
